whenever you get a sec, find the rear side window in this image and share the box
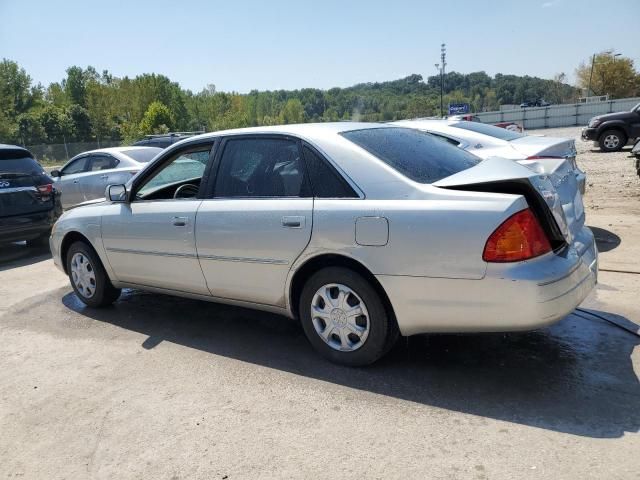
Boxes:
[215,138,309,198]
[302,146,358,198]
[341,127,480,184]
[451,121,524,141]
[89,155,118,171]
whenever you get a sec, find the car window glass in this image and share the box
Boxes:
[451,121,524,141]
[89,155,117,171]
[136,149,210,199]
[215,138,308,198]
[302,146,357,198]
[341,127,480,184]
[62,157,88,175]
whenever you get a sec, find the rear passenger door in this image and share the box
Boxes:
[195,135,313,307]
[82,154,119,201]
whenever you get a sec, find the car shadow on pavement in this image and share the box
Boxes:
[62,289,640,439]
[0,242,52,272]
[589,226,622,252]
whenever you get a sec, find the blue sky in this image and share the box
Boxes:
[1,0,638,92]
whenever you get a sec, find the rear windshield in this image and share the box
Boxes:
[451,121,524,141]
[122,148,162,163]
[0,150,43,175]
[341,127,480,184]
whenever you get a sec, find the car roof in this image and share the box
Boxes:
[76,146,163,156]
[0,144,32,156]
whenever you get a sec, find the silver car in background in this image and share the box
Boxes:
[50,123,597,366]
[51,146,162,209]
[393,119,586,194]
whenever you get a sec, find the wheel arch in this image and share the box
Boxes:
[288,253,397,326]
[59,231,95,274]
[598,122,629,139]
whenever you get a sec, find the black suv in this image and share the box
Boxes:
[132,132,202,149]
[582,102,640,152]
[0,145,62,247]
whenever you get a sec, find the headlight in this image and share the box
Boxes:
[588,118,601,128]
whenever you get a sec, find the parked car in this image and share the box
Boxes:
[0,144,62,246]
[520,99,551,108]
[582,102,640,152]
[133,132,202,148]
[51,146,162,209]
[392,119,586,197]
[50,124,597,366]
[449,114,524,133]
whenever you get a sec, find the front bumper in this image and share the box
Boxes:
[377,227,598,336]
[581,127,598,142]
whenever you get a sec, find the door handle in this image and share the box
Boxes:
[73,179,80,184]
[282,216,305,228]
[172,216,188,227]
[100,174,109,179]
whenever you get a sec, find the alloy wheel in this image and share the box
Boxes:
[603,134,620,149]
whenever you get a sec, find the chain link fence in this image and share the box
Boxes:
[26,140,123,166]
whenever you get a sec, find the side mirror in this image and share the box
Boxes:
[107,184,127,202]
[50,169,61,178]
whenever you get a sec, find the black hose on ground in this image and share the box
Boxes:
[573,308,640,338]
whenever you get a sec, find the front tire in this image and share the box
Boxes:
[299,267,398,366]
[66,241,121,307]
[599,129,626,152]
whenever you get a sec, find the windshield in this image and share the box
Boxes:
[341,127,480,184]
[451,121,525,141]
[122,147,163,163]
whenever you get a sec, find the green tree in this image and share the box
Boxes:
[139,101,175,135]
[576,51,639,98]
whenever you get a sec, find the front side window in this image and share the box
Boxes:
[62,157,88,175]
[214,138,308,198]
[341,127,480,184]
[136,148,211,200]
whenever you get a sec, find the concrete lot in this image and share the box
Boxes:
[1,126,639,479]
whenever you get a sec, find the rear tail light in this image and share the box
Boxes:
[36,183,53,195]
[483,208,552,262]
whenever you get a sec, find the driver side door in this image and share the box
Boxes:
[101,142,214,295]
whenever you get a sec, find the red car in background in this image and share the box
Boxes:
[450,114,524,133]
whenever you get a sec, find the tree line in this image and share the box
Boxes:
[1,51,638,147]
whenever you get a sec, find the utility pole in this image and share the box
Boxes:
[440,43,446,117]
[587,53,595,96]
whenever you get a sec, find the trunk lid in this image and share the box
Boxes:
[434,157,584,245]
[508,135,576,159]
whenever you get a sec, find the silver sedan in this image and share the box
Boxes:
[51,146,162,209]
[50,123,597,366]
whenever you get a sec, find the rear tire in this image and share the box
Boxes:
[66,241,121,307]
[298,267,398,366]
[599,129,626,152]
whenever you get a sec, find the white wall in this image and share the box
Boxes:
[477,97,640,129]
